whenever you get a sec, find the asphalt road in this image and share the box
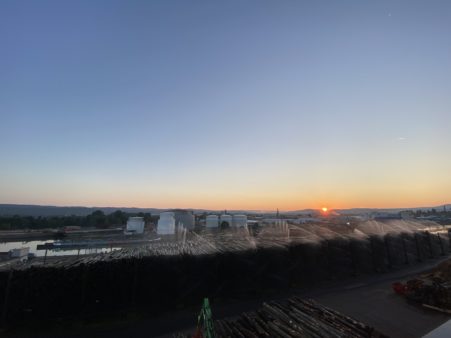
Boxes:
[312,272,450,338]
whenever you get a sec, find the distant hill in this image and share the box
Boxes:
[0,203,449,217]
[282,205,451,215]
[0,204,163,217]
[0,204,264,217]
[334,205,451,215]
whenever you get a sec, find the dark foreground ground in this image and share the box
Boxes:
[3,258,450,338]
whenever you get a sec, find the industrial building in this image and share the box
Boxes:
[219,214,233,229]
[206,214,248,229]
[125,217,145,235]
[157,212,176,235]
[173,209,195,229]
[9,247,30,262]
[206,215,219,228]
[232,214,247,228]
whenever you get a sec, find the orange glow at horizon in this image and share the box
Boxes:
[2,179,450,212]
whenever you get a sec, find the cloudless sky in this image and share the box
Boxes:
[1,0,450,210]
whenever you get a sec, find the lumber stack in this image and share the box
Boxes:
[0,222,449,327]
[175,297,387,338]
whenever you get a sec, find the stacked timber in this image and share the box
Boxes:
[7,220,448,271]
[0,222,449,327]
[175,297,386,338]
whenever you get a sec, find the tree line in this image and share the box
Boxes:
[0,210,153,230]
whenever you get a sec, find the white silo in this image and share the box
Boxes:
[126,217,145,234]
[173,209,195,229]
[206,215,219,228]
[157,212,176,235]
[219,214,233,229]
[232,215,247,228]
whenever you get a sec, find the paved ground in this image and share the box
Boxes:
[3,258,451,338]
[313,276,449,338]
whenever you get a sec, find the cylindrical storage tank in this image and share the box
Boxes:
[126,217,145,234]
[219,214,233,229]
[232,215,247,228]
[157,212,176,235]
[206,215,219,228]
[173,209,195,229]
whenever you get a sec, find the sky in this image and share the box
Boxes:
[1,0,451,211]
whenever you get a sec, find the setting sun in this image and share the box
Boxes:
[322,207,328,212]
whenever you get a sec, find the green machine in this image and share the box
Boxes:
[193,298,215,338]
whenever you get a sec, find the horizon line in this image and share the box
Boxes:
[0,202,449,213]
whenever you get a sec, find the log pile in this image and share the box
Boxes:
[0,221,449,327]
[393,256,451,312]
[175,297,387,338]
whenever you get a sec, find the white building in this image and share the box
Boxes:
[206,215,219,228]
[205,214,248,228]
[125,217,145,235]
[219,214,233,229]
[157,212,176,235]
[232,215,248,228]
[173,209,195,229]
[10,247,30,260]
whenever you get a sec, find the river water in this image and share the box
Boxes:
[0,240,122,257]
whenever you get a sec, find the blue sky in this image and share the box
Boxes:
[1,0,450,210]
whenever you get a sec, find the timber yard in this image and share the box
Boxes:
[1,207,451,338]
[0,210,451,337]
[3,0,451,336]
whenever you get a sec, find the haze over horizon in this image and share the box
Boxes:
[1,1,451,211]
[1,202,451,214]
